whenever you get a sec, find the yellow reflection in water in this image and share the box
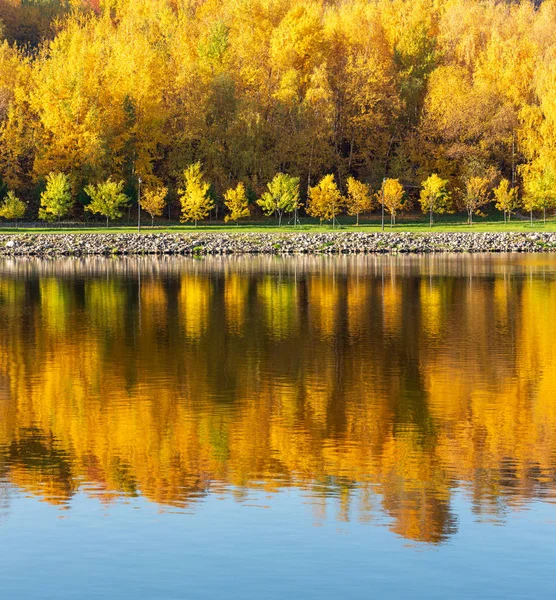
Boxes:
[0,255,555,544]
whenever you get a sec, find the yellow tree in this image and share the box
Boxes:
[380,178,405,227]
[493,179,519,223]
[345,177,373,226]
[462,176,490,225]
[521,160,556,226]
[224,182,249,224]
[141,186,167,227]
[178,162,213,227]
[306,174,342,226]
[420,174,451,227]
[0,190,25,228]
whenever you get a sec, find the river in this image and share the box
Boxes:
[0,254,555,599]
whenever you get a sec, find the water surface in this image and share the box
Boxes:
[0,254,555,599]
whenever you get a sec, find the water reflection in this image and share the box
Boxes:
[0,254,555,544]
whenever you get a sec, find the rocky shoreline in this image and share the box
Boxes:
[2,231,556,256]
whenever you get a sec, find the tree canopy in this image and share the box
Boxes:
[0,1,556,223]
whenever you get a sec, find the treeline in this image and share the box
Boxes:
[0,0,556,224]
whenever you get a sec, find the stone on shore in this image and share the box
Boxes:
[1,231,555,256]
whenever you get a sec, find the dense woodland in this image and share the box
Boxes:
[0,0,556,223]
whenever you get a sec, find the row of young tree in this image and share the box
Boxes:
[2,0,556,219]
[0,163,547,227]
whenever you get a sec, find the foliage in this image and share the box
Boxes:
[0,189,26,223]
[38,172,73,222]
[178,162,213,227]
[380,178,406,226]
[493,179,520,222]
[141,186,167,226]
[345,177,373,225]
[420,174,451,226]
[224,182,249,223]
[521,161,556,224]
[257,173,300,227]
[462,177,491,225]
[84,179,129,226]
[306,174,342,224]
[2,0,556,227]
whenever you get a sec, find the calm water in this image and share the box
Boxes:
[0,254,555,599]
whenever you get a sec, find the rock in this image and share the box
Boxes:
[0,231,554,256]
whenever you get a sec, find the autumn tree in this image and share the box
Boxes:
[224,182,249,224]
[306,174,342,226]
[178,162,213,227]
[493,179,520,223]
[38,172,73,222]
[521,162,556,225]
[141,186,167,227]
[84,179,129,227]
[0,190,25,228]
[462,177,490,226]
[420,174,451,227]
[380,178,406,226]
[257,173,300,227]
[345,177,373,226]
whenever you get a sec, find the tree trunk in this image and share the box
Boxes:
[278,212,282,227]
[430,205,433,228]
[152,215,154,227]
[544,207,546,225]
[356,212,359,226]
[531,210,533,226]
[106,216,109,227]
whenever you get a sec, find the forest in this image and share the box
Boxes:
[0,0,555,224]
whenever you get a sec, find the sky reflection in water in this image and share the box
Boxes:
[0,254,555,599]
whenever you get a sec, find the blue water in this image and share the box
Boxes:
[1,254,556,599]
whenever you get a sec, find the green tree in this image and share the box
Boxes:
[493,179,520,223]
[306,174,342,226]
[178,162,213,227]
[224,182,250,223]
[38,172,73,222]
[0,190,26,228]
[345,177,373,226]
[84,179,129,227]
[420,174,451,227]
[257,173,300,227]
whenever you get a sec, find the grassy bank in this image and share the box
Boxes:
[2,217,556,235]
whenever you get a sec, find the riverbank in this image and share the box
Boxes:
[2,231,556,256]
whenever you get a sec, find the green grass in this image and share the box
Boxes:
[2,215,556,234]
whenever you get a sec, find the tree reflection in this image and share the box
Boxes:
[0,255,555,544]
